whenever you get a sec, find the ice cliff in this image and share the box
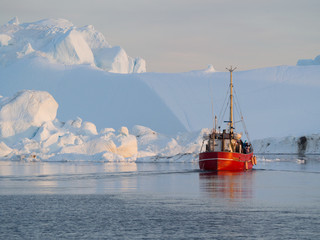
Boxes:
[0,17,146,73]
[253,135,320,155]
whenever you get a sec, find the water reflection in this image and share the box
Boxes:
[0,161,139,194]
[97,162,138,193]
[257,154,320,172]
[199,171,255,200]
[103,162,137,172]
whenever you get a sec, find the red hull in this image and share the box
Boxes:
[199,151,254,171]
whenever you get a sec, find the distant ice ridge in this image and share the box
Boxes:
[0,17,146,73]
[297,54,320,66]
[253,135,320,155]
[0,90,207,162]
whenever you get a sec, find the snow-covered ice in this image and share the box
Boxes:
[0,90,209,162]
[0,34,11,46]
[253,135,320,155]
[0,90,58,139]
[2,57,319,139]
[0,17,146,73]
[0,90,139,161]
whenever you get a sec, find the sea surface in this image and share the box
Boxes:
[1,155,320,239]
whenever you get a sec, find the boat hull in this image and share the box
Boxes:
[199,151,254,171]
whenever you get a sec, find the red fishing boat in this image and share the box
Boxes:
[199,66,256,171]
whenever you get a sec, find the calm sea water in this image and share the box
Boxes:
[1,156,320,239]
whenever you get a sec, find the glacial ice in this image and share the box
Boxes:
[0,17,146,73]
[0,90,207,162]
[0,90,58,139]
[297,55,320,66]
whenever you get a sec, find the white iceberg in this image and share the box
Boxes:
[0,90,139,161]
[0,17,146,73]
[0,90,58,139]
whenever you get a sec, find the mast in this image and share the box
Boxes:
[226,66,236,135]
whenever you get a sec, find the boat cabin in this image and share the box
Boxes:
[205,129,252,154]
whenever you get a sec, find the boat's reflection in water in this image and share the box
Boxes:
[199,170,255,200]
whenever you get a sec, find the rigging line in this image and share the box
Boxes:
[219,96,230,128]
[234,88,244,118]
[234,89,251,143]
[234,97,246,140]
[217,87,230,128]
[208,78,215,130]
[233,98,240,120]
[233,99,242,131]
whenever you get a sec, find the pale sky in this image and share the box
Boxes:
[1,0,319,72]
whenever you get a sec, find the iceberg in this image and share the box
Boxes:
[0,90,58,139]
[297,55,320,66]
[0,17,146,73]
[0,90,140,161]
[253,135,320,155]
[0,90,205,162]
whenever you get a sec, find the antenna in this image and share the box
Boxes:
[226,66,237,72]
